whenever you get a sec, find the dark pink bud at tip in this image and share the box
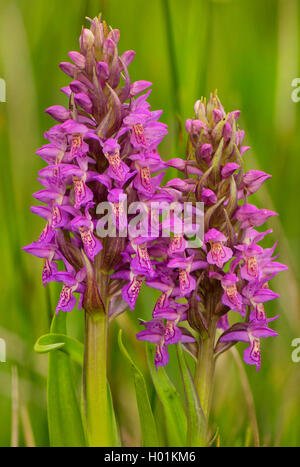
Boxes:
[45,105,70,122]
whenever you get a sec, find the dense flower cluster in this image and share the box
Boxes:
[23,16,169,317]
[23,15,287,373]
[137,93,287,370]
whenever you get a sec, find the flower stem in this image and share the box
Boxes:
[194,318,217,446]
[84,310,109,447]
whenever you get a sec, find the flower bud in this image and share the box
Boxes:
[80,28,94,52]
[45,105,70,122]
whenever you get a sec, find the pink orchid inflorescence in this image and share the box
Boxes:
[23,14,287,372]
[24,15,169,318]
[137,92,287,371]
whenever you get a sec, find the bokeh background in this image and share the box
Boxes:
[0,0,299,447]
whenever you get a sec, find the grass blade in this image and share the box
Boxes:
[34,332,84,366]
[20,405,36,448]
[231,347,260,447]
[177,343,207,447]
[11,366,19,447]
[147,343,187,447]
[118,330,159,447]
[107,382,121,447]
[47,312,86,447]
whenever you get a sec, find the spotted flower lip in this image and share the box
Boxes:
[136,318,195,369]
[54,268,86,313]
[131,242,156,278]
[134,169,166,197]
[70,216,102,261]
[123,105,168,151]
[219,321,278,370]
[101,138,131,183]
[118,272,145,311]
[220,273,243,313]
[204,228,233,268]
[167,234,188,256]
[166,256,203,297]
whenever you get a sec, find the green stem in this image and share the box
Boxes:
[84,311,109,447]
[194,318,217,446]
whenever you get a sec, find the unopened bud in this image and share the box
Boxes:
[80,28,94,52]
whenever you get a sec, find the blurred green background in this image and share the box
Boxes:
[0,0,299,447]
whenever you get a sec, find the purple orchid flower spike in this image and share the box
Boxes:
[23,14,287,446]
[24,14,170,319]
[138,90,287,431]
[23,15,176,446]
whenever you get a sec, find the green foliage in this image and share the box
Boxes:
[107,382,121,447]
[147,343,187,447]
[177,344,207,447]
[34,332,84,366]
[118,331,159,447]
[45,312,86,447]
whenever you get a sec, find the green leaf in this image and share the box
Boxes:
[34,333,83,366]
[211,137,224,176]
[45,315,121,446]
[45,312,86,447]
[107,382,121,447]
[118,330,159,447]
[204,195,226,232]
[177,343,207,447]
[147,344,187,447]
